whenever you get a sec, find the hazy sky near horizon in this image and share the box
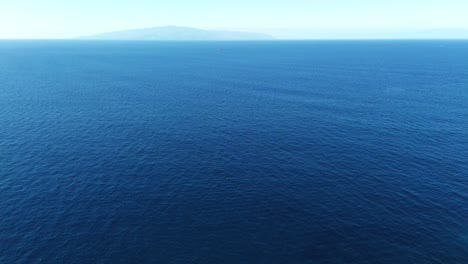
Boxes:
[1,0,468,39]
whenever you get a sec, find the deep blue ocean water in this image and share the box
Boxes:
[0,40,467,263]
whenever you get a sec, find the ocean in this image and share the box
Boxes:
[0,40,467,263]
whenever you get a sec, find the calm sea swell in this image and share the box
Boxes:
[0,41,467,263]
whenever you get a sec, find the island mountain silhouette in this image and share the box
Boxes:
[80,26,274,41]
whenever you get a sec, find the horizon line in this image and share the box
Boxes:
[1,38,468,41]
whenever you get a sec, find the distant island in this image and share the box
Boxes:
[79,26,275,41]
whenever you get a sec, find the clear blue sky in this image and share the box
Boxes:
[1,0,468,39]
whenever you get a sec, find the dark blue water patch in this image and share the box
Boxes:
[0,40,467,263]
